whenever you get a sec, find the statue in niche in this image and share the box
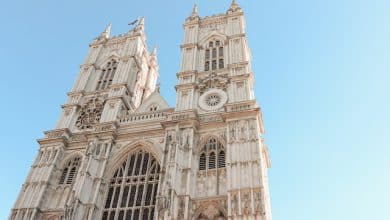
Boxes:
[170,143,176,160]
[64,195,76,220]
[239,120,248,142]
[229,123,236,143]
[180,129,190,150]
[86,136,99,157]
[242,193,251,215]
[178,198,185,218]
[232,194,238,216]
[254,191,263,213]
[249,120,258,141]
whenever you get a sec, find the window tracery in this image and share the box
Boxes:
[204,40,224,71]
[96,59,118,90]
[102,150,160,220]
[199,138,226,171]
[58,157,81,185]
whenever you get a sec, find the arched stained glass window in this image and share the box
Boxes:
[102,150,160,220]
[58,157,81,185]
[96,59,118,90]
[199,138,226,171]
[204,40,224,71]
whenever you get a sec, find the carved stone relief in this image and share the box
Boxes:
[75,97,104,130]
[198,73,229,94]
[228,119,259,143]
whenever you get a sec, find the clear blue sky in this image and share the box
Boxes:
[0,0,389,219]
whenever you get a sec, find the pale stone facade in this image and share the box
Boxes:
[10,1,272,220]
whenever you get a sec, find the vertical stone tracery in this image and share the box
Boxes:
[102,149,160,220]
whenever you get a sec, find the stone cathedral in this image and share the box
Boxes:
[10,1,272,220]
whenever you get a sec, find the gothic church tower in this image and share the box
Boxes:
[10,1,272,220]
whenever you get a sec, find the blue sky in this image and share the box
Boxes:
[0,0,389,219]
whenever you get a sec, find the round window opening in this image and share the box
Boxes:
[198,89,227,111]
[205,94,221,107]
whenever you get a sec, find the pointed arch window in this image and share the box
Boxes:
[58,157,81,185]
[102,150,160,220]
[96,59,118,90]
[198,138,226,171]
[204,40,224,71]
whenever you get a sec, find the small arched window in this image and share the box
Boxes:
[199,138,226,171]
[149,105,158,112]
[96,59,118,90]
[218,151,226,168]
[199,153,206,170]
[204,40,224,71]
[58,157,81,185]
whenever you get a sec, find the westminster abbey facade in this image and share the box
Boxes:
[10,1,272,220]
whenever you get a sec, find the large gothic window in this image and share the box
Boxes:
[204,40,224,71]
[96,59,118,90]
[58,157,81,185]
[102,150,160,220]
[199,138,226,171]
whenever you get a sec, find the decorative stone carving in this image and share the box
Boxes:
[193,199,227,220]
[228,121,238,143]
[231,193,238,216]
[229,119,259,143]
[198,73,229,94]
[242,192,251,215]
[254,191,263,213]
[75,98,104,130]
[178,197,186,219]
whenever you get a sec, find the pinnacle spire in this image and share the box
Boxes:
[192,0,198,16]
[151,45,158,56]
[134,17,145,34]
[100,22,112,39]
[228,0,241,13]
[138,17,145,26]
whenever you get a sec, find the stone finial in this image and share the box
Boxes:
[134,17,145,34]
[187,0,199,21]
[150,45,158,65]
[192,1,198,16]
[138,17,145,27]
[100,22,112,39]
[155,83,161,93]
[228,0,242,13]
[151,45,158,56]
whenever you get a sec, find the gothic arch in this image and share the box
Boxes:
[104,140,162,179]
[197,134,226,154]
[96,54,120,67]
[199,32,228,48]
[101,146,161,220]
[192,200,228,220]
[57,153,83,186]
[58,151,83,168]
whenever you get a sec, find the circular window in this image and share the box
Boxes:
[205,94,221,106]
[199,89,227,111]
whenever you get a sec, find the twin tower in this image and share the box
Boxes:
[11,1,272,220]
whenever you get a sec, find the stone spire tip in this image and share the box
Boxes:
[192,0,198,15]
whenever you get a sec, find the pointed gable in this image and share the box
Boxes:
[136,91,170,113]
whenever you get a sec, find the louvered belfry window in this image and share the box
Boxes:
[199,138,226,171]
[204,40,224,71]
[58,157,81,185]
[96,59,118,90]
[102,150,160,220]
